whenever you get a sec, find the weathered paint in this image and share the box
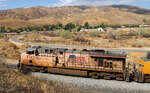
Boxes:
[21,49,125,73]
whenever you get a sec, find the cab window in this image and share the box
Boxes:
[26,50,34,54]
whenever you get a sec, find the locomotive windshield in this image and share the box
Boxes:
[26,48,36,54]
[26,50,34,54]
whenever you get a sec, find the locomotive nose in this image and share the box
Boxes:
[143,62,150,74]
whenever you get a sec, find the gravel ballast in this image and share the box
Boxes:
[32,72,150,93]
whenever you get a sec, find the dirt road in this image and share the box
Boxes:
[9,35,150,53]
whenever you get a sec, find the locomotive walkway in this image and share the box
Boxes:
[9,35,150,53]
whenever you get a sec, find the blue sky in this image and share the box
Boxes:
[0,0,150,10]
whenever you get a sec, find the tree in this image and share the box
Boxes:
[84,22,90,29]
[64,23,75,30]
[100,23,108,28]
[44,25,51,31]
[19,28,24,32]
[56,23,63,29]
[77,25,82,32]
[9,29,17,33]
[27,26,32,31]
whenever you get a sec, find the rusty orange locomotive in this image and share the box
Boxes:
[18,46,150,82]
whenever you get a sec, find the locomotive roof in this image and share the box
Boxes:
[26,47,127,57]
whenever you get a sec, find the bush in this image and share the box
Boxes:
[60,31,75,39]
[64,23,76,30]
[105,31,120,40]
[0,33,4,38]
[140,30,150,38]
[73,36,89,42]
[105,30,138,40]
[127,31,139,36]
[43,32,59,37]
[89,31,101,37]
[132,40,144,48]
[84,22,90,29]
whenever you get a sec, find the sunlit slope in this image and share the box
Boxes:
[0,5,150,28]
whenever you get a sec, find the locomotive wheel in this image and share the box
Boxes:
[116,77,124,81]
[19,68,30,74]
[104,75,111,80]
[124,70,131,82]
[138,71,145,83]
[125,74,131,82]
[134,70,139,82]
[40,67,47,73]
[90,72,99,79]
[18,65,30,74]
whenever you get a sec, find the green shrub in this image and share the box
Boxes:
[132,40,144,48]
[60,31,75,39]
[84,22,90,29]
[73,36,89,42]
[89,31,101,37]
[140,30,150,38]
[127,31,139,36]
[0,33,4,38]
[43,31,59,37]
[105,31,120,40]
[64,23,75,30]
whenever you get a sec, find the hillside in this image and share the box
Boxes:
[0,5,150,28]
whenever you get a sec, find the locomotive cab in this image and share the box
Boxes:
[26,48,35,54]
[135,52,150,82]
[138,52,150,74]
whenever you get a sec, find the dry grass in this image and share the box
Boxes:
[0,63,95,93]
[20,28,150,48]
[1,6,150,29]
[0,38,20,59]
[21,33,91,47]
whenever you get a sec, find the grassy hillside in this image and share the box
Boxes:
[0,5,150,29]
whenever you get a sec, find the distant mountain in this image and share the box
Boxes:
[111,5,150,15]
[0,5,150,28]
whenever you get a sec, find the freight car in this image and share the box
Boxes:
[17,46,150,82]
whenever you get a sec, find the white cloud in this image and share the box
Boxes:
[56,0,148,6]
